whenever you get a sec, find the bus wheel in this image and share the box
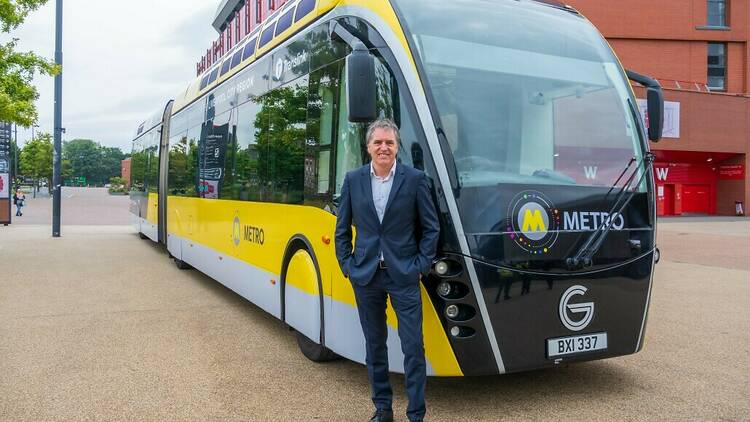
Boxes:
[174,257,191,270]
[295,330,338,362]
[283,246,338,363]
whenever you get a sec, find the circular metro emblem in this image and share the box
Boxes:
[232,216,241,246]
[506,191,560,254]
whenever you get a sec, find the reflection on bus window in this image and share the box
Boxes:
[335,63,366,196]
[234,96,263,201]
[256,76,308,204]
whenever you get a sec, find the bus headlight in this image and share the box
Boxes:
[450,326,476,338]
[437,281,452,297]
[446,304,459,319]
[434,260,449,276]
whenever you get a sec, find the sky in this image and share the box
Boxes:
[3,0,219,153]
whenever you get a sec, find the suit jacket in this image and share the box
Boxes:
[335,163,440,286]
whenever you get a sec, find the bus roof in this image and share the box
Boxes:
[173,0,337,115]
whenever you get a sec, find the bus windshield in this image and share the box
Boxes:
[393,0,645,190]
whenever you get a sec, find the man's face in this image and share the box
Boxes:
[367,127,399,169]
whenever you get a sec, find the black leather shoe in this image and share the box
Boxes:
[368,409,393,422]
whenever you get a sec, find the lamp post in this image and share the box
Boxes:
[52,0,63,237]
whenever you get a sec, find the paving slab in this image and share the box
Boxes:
[0,219,748,421]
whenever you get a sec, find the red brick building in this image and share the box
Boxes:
[567,0,749,216]
[121,158,131,189]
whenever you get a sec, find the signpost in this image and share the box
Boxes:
[0,121,12,225]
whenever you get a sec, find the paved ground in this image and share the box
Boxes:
[10,186,131,226]
[0,190,748,421]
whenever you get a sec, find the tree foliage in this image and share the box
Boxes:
[62,138,125,185]
[0,0,60,126]
[19,131,53,185]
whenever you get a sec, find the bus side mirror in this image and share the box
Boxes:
[626,69,664,142]
[346,42,377,123]
[645,86,664,142]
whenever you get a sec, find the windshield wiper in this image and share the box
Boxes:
[566,152,654,270]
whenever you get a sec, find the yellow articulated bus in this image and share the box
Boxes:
[130,0,665,375]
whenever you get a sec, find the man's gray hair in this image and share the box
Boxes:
[366,118,400,144]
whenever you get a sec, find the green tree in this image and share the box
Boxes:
[63,138,99,184]
[62,138,125,185]
[19,131,53,188]
[99,146,125,185]
[0,0,60,126]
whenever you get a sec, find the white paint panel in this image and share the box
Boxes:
[140,217,158,242]
[167,233,180,259]
[285,283,320,343]
[179,235,281,318]
[131,213,140,233]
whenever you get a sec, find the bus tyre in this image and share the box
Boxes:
[295,330,339,362]
[174,257,191,270]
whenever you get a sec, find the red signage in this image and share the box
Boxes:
[718,164,745,180]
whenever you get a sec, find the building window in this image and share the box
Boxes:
[707,42,726,91]
[707,0,727,27]
[256,0,262,23]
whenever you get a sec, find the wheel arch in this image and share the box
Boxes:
[280,234,327,346]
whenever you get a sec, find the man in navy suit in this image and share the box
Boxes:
[335,118,440,422]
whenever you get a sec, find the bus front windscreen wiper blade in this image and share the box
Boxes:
[566,152,654,271]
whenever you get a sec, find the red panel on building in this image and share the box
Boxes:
[718,164,745,180]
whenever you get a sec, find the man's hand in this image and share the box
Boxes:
[334,174,354,278]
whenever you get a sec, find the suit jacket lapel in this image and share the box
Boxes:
[360,165,378,222]
[383,164,405,220]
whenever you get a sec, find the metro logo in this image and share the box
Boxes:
[564,211,625,231]
[522,209,547,234]
[507,191,561,254]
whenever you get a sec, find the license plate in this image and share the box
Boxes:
[547,332,608,358]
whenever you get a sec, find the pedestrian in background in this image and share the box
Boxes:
[13,188,25,216]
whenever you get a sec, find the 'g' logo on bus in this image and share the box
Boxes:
[559,285,595,331]
[507,191,560,254]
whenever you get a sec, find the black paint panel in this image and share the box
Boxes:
[475,252,653,373]
[458,184,653,272]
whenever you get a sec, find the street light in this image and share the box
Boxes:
[52,0,63,237]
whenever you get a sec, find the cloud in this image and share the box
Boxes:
[4,0,220,153]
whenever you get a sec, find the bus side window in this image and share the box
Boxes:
[256,76,307,204]
[168,132,188,196]
[334,61,366,196]
[235,96,263,201]
[371,57,430,175]
[304,65,337,208]
[130,139,145,192]
[185,125,201,197]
